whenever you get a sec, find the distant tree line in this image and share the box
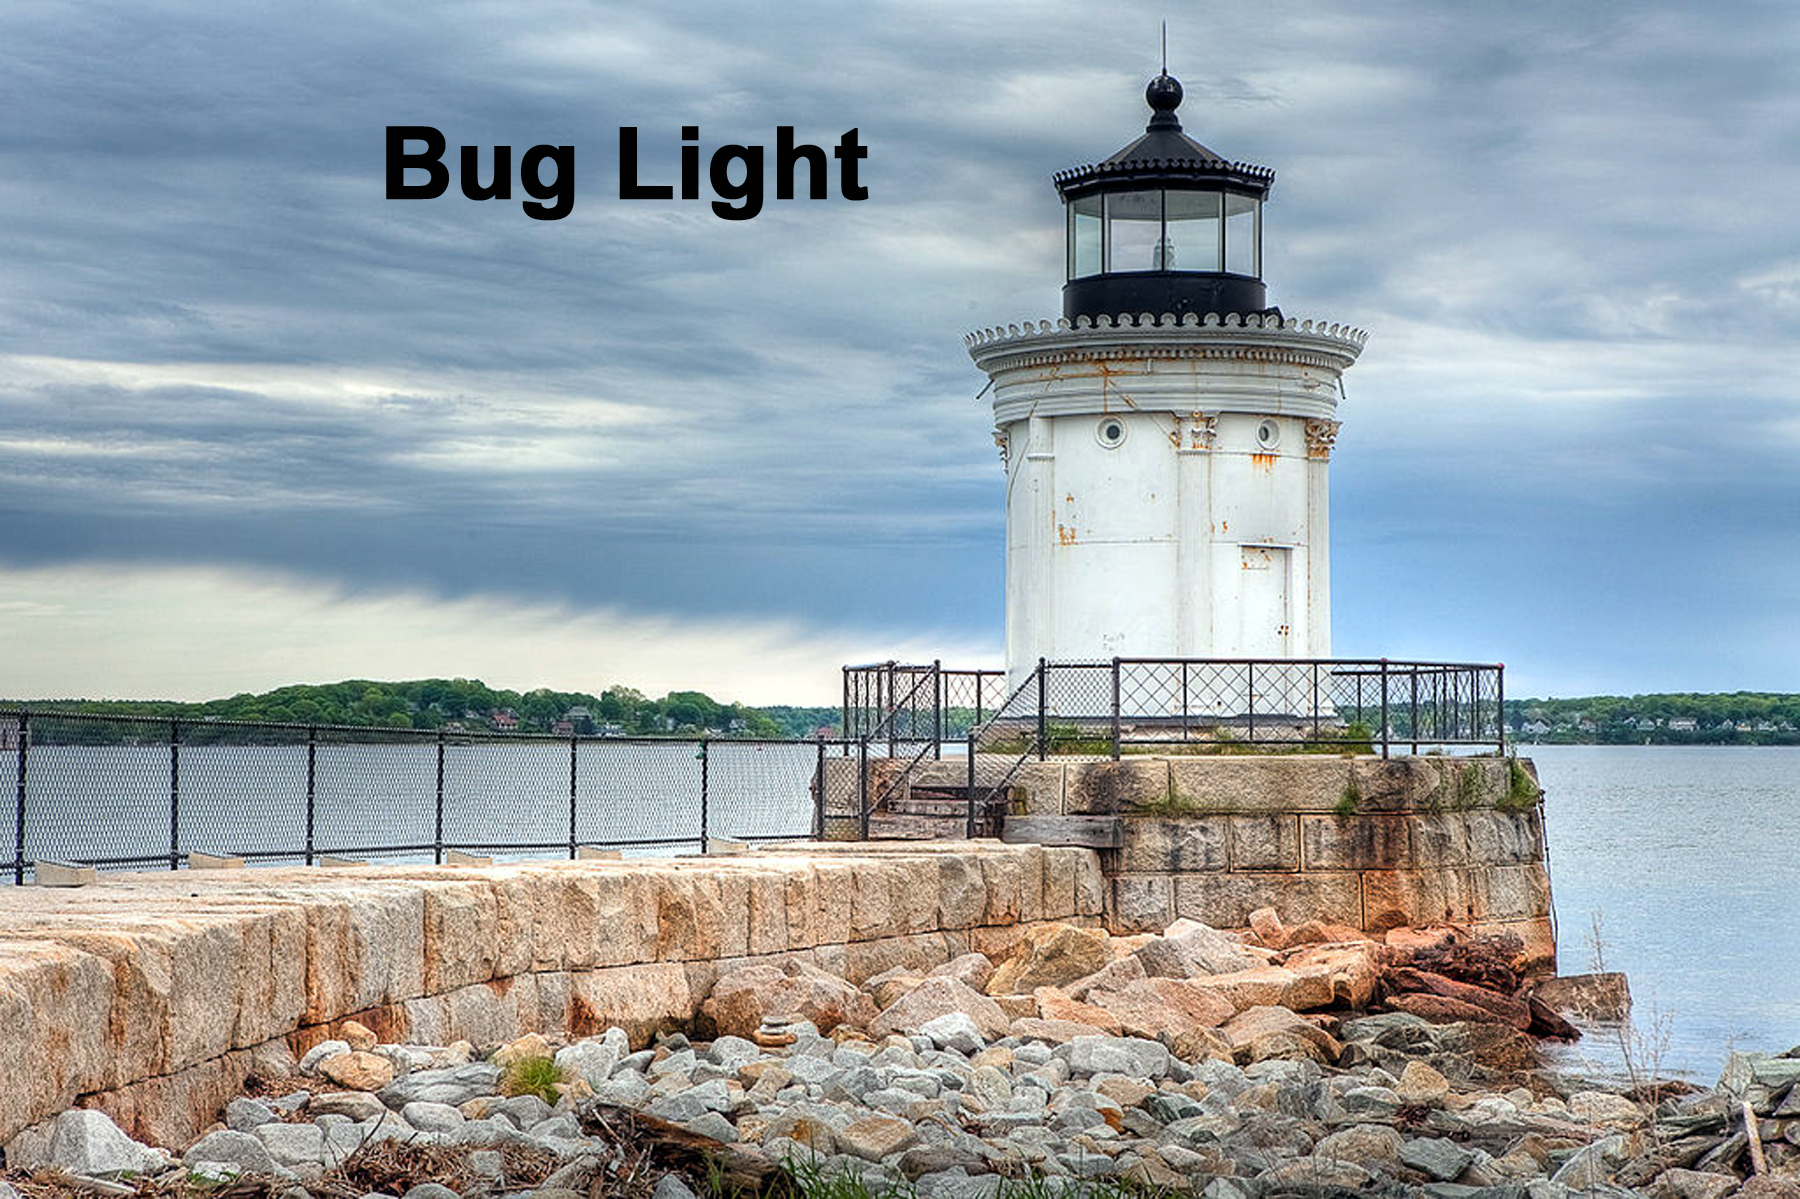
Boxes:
[1506,692,1800,744]
[2,678,841,741]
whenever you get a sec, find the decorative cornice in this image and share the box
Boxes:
[966,311,1369,349]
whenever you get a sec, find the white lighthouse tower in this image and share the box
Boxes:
[968,73,1367,692]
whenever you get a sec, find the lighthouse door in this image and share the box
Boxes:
[1237,545,1292,657]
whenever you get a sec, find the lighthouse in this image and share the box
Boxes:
[968,73,1367,692]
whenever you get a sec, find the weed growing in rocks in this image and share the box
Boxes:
[1497,756,1541,812]
[1334,773,1361,817]
[502,1054,565,1103]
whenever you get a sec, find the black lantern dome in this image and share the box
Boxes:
[1055,74,1275,322]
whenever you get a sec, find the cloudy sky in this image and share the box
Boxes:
[2,1,1796,704]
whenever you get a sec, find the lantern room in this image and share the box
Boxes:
[1056,73,1274,323]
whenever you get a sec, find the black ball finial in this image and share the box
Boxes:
[1146,73,1183,113]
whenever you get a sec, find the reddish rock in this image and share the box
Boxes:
[1033,986,1122,1035]
[926,953,995,992]
[1221,1005,1342,1066]
[1089,978,1234,1041]
[987,924,1112,994]
[1460,1022,1541,1071]
[702,961,877,1039]
[1526,972,1631,1022]
[1006,1017,1106,1046]
[1385,992,1507,1027]
[1283,943,1379,1009]
[318,1051,393,1091]
[1384,967,1531,1031]
[871,976,1009,1041]
[1525,994,1581,1040]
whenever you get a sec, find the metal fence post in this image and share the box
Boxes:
[814,740,826,839]
[1110,658,1122,761]
[1246,663,1256,745]
[568,735,579,859]
[434,728,446,865]
[1497,665,1507,755]
[1036,658,1048,762]
[1380,660,1391,760]
[13,713,27,885]
[698,738,710,854]
[857,737,870,840]
[169,719,181,870]
[841,668,850,740]
[1411,669,1420,755]
[932,660,943,760]
[966,733,978,839]
[305,726,316,865]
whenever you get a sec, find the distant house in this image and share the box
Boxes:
[1755,720,1777,732]
[491,710,519,732]
[1667,717,1699,732]
[1634,718,1658,731]
[1522,719,1552,737]
[564,707,596,735]
[811,725,836,740]
[551,719,575,736]
[1577,719,1598,734]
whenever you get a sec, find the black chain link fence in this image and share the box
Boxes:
[0,711,846,883]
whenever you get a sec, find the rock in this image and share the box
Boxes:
[1168,1025,1236,1065]
[1134,922,1264,979]
[1386,991,1513,1027]
[864,968,926,1010]
[320,1050,396,1091]
[1396,1060,1451,1106]
[1458,1022,1540,1071]
[1033,986,1122,1034]
[1385,925,1458,953]
[379,1062,503,1108]
[704,962,877,1039]
[1062,954,1146,1002]
[311,1090,390,1121]
[1258,1157,1376,1189]
[225,1097,278,1132]
[253,1122,328,1169]
[1525,993,1583,1039]
[1282,942,1379,1008]
[1528,972,1632,1022]
[1385,967,1533,1030]
[556,1039,623,1088]
[919,1013,988,1055]
[928,953,996,992]
[654,1175,701,1199]
[299,1039,350,1074]
[1188,964,1333,1012]
[1007,1018,1108,1046]
[1089,977,1234,1041]
[987,924,1112,994]
[837,1114,920,1161]
[492,1032,555,1069]
[1249,907,1286,948]
[401,1101,466,1133]
[46,1110,164,1177]
[1400,1136,1476,1181]
[1280,919,1370,948]
[1221,1006,1342,1066]
[1650,1168,1739,1199]
[402,1185,463,1199]
[340,1020,379,1052]
[1569,1091,1645,1127]
[1314,1123,1404,1172]
[872,977,1010,1041]
[184,1130,286,1179]
[1058,1035,1171,1079]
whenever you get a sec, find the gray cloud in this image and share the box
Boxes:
[0,0,1795,696]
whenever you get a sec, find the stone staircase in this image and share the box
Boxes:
[866,786,1008,840]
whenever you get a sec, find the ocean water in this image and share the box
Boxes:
[2,740,829,867]
[1530,744,1800,1082]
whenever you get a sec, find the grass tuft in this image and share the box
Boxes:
[1334,773,1361,818]
[500,1054,564,1103]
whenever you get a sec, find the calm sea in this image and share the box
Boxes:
[1531,744,1800,1082]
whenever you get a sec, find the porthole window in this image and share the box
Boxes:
[1096,417,1127,449]
[1256,419,1281,450]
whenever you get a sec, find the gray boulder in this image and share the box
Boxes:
[378,1062,502,1108]
[46,1110,166,1177]
[184,1129,288,1180]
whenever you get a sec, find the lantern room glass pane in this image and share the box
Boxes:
[1225,193,1260,276]
[1163,190,1222,273]
[1068,194,1103,279]
[1105,190,1163,272]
